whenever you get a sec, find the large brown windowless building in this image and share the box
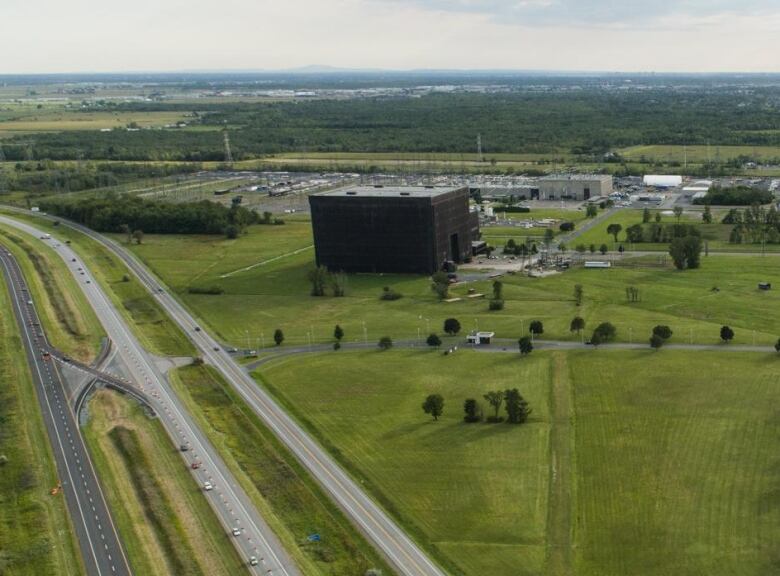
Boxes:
[309,186,477,274]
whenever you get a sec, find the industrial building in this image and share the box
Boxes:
[309,186,478,274]
[530,174,613,201]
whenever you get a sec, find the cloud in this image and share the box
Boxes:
[378,0,779,27]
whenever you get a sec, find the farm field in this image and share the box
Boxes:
[257,348,780,576]
[0,108,193,137]
[82,390,244,576]
[114,220,780,348]
[257,349,553,576]
[0,265,84,576]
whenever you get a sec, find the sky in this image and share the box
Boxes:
[2,0,779,74]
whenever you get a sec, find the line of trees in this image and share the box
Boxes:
[39,195,262,236]
[423,389,531,424]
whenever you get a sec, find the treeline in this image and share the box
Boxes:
[723,205,780,244]
[625,223,701,244]
[39,196,260,235]
[0,162,202,194]
[693,186,774,206]
[5,89,780,161]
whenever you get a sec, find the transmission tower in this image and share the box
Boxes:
[223,128,233,166]
[476,133,484,163]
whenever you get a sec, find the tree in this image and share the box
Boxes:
[132,229,144,244]
[650,333,665,350]
[703,205,713,223]
[543,228,554,249]
[642,207,651,223]
[518,336,533,355]
[443,318,461,335]
[334,324,344,342]
[558,242,567,254]
[119,223,131,244]
[273,328,284,346]
[422,394,444,421]
[774,338,780,353]
[224,224,239,239]
[529,320,544,336]
[589,244,596,253]
[575,244,586,255]
[378,336,393,350]
[626,224,644,243]
[570,316,586,334]
[431,271,450,300]
[586,204,598,218]
[504,389,532,424]
[307,265,328,296]
[426,333,442,347]
[599,243,608,255]
[655,211,662,223]
[673,206,683,222]
[652,325,673,340]
[720,325,734,343]
[463,398,482,423]
[669,235,702,270]
[606,223,622,242]
[330,271,347,297]
[483,391,504,421]
[593,322,617,342]
[492,280,503,300]
[573,284,583,306]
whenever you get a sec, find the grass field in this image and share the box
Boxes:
[0,109,192,137]
[0,212,194,356]
[257,348,780,576]
[82,390,244,576]
[619,144,780,163]
[0,256,84,576]
[569,350,780,576]
[0,224,104,362]
[169,365,394,576]
[257,349,553,576]
[117,220,780,348]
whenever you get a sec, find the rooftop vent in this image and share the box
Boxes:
[346,191,357,195]
[373,184,384,188]
[424,185,434,189]
[400,192,410,196]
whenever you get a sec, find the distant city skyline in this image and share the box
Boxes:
[3,0,779,74]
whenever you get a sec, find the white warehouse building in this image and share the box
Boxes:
[643,175,683,188]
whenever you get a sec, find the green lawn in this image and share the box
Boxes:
[0,255,84,576]
[169,365,394,576]
[257,349,553,576]
[256,348,780,576]
[569,350,780,576]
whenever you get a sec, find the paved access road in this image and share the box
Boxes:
[7,213,450,575]
[0,248,131,576]
[0,215,300,576]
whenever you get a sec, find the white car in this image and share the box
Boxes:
[203,481,213,491]
[249,556,259,566]
[232,527,241,537]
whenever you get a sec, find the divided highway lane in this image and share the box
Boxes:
[0,249,131,576]
[0,215,300,576]
[12,215,450,575]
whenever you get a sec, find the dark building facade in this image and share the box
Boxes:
[309,186,477,274]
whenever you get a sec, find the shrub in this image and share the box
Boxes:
[187,285,224,295]
[380,286,403,301]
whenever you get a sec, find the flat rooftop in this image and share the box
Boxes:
[538,174,612,182]
[317,185,464,198]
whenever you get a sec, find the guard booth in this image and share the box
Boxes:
[466,331,495,345]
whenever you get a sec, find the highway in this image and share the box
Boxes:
[0,212,450,575]
[0,248,131,576]
[0,215,300,576]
